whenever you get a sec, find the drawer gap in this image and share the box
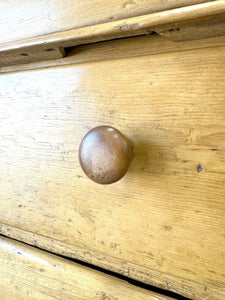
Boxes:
[1,233,191,300]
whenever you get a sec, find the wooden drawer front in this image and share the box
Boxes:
[0,41,225,299]
[0,236,171,300]
[0,0,210,45]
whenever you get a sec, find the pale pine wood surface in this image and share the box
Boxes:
[2,34,225,73]
[0,0,210,45]
[156,14,225,41]
[0,236,172,300]
[0,46,65,68]
[0,44,225,299]
[1,1,225,67]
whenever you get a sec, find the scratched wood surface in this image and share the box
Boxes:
[0,236,173,300]
[1,1,225,68]
[2,34,225,73]
[0,46,65,68]
[0,0,210,45]
[0,42,225,299]
[156,14,225,41]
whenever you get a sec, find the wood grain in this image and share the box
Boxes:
[0,44,225,299]
[2,34,225,73]
[1,1,225,67]
[156,13,225,41]
[0,236,172,300]
[0,46,65,68]
[0,0,211,45]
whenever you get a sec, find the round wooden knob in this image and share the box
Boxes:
[79,126,133,184]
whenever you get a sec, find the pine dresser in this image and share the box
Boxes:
[1,1,225,299]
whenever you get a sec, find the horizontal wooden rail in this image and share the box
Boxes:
[1,0,225,66]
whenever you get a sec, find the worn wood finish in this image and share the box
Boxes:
[0,46,65,68]
[1,1,225,67]
[156,14,225,41]
[0,45,225,299]
[79,126,133,184]
[0,0,211,45]
[2,34,225,74]
[0,236,172,300]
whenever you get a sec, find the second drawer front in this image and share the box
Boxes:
[0,43,225,299]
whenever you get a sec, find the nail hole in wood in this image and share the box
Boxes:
[197,164,205,173]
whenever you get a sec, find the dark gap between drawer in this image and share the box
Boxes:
[1,233,191,300]
[62,33,155,57]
